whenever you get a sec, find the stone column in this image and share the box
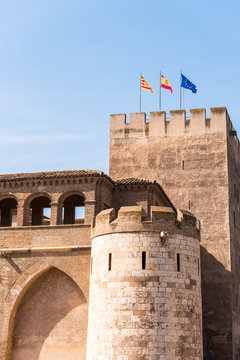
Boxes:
[50,202,58,225]
[57,202,63,225]
[50,202,63,225]
[17,199,25,226]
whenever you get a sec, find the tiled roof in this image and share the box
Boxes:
[0,169,106,182]
[114,177,176,213]
[114,177,156,185]
[0,170,177,213]
[0,171,158,186]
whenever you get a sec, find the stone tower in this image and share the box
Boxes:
[86,205,202,359]
[109,108,240,359]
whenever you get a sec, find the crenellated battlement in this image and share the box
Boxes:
[110,107,229,138]
[91,205,200,239]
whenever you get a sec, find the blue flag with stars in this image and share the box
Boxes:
[181,74,197,93]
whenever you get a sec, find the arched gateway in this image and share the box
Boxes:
[11,268,88,360]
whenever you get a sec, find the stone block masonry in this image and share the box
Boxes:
[109,107,239,359]
[87,206,202,360]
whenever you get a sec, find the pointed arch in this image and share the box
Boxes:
[5,260,89,360]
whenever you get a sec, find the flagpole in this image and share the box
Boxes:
[183,88,185,109]
[139,72,142,112]
[180,69,182,109]
[159,71,161,111]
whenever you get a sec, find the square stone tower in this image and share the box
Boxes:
[109,107,240,360]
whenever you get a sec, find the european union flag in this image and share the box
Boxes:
[181,74,197,93]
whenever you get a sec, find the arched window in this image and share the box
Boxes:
[62,194,85,224]
[30,196,51,226]
[0,198,18,227]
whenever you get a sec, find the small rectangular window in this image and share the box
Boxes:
[108,253,112,271]
[188,200,191,210]
[182,160,184,170]
[177,253,180,272]
[198,258,200,275]
[142,251,146,270]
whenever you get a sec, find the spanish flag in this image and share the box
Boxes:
[161,75,173,93]
[141,75,153,93]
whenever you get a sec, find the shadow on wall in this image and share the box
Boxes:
[201,246,232,360]
[11,268,88,360]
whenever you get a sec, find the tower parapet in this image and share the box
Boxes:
[87,206,202,360]
[91,205,200,239]
[110,107,228,139]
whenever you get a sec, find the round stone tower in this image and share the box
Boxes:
[86,205,203,360]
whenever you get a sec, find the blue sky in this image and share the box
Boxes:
[0,0,239,174]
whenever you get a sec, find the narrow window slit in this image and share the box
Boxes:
[182,160,184,170]
[108,253,112,271]
[142,251,146,270]
[177,253,180,272]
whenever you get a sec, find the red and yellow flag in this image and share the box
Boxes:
[141,75,153,93]
[161,75,173,93]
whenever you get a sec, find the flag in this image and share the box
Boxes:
[141,75,153,93]
[181,74,197,93]
[161,75,173,93]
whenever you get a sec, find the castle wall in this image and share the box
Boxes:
[109,108,233,359]
[226,116,240,359]
[0,174,97,360]
[87,206,202,360]
[0,225,91,249]
[0,250,90,360]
